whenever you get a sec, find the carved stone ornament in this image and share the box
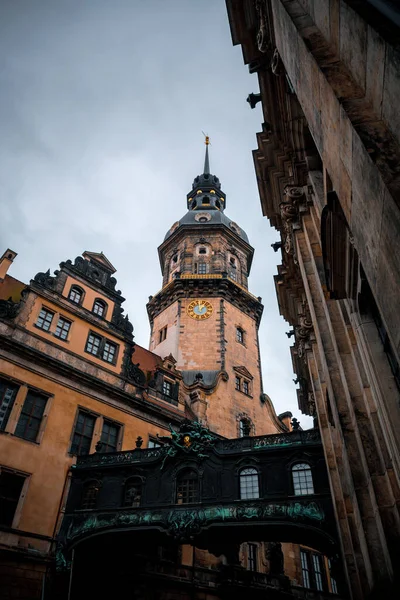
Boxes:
[61,256,121,295]
[308,392,317,417]
[255,0,270,53]
[271,48,281,75]
[0,298,21,319]
[157,420,217,469]
[284,185,305,200]
[126,362,146,386]
[111,304,134,337]
[33,269,56,290]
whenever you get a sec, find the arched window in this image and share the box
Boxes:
[81,480,100,509]
[123,477,142,508]
[292,463,314,495]
[92,299,107,317]
[69,285,84,305]
[239,467,259,499]
[239,418,252,437]
[176,469,199,504]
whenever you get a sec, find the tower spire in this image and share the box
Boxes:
[203,134,210,175]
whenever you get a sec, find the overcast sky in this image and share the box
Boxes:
[0,0,312,427]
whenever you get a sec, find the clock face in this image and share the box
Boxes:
[187,299,213,320]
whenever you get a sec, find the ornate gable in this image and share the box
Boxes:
[82,251,116,274]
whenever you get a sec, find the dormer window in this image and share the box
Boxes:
[69,285,83,305]
[93,299,107,318]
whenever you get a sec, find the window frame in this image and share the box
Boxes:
[148,437,162,448]
[243,380,250,396]
[54,315,72,341]
[70,409,97,456]
[158,326,167,344]
[239,467,260,500]
[162,379,173,397]
[92,298,107,318]
[239,418,252,437]
[0,466,29,529]
[292,462,314,496]
[235,376,241,391]
[236,327,245,344]
[35,307,55,332]
[300,548,328,592]
[14,390,49,444]
[176,469,199,505]
[247,543,258,572]
[68,285,84,305]
[84,331,119,366]
[197,262,208,275]
[80,480,100,510]
[122,477,143,508]
[0,378,19,432]
[100,419,121,453]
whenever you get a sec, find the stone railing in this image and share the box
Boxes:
[75,429,321,469]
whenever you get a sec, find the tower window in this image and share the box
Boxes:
[199,247,207,255]
[197,263,207,275]
[191,200,196,209]
[216,200,221,209]
[93,299,107,317]
[198,217,208,223]
[176,469,199,504]
[292,463,314,495]
[236,327,244,344]
[36,308,54,332]
[68,285,84,305]
[159,326,167,344]
[239,467,259,499]
[202,196,210,205]
[239,418,252,437]
[172,255,178,263]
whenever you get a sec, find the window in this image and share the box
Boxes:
[235,376,241,391]
[159,326,167,344]
[176,470,199,504]
[81,480,100,510]
[300,549,326,592]
[0,469,26,527]
[100,420,120,453]
[230,269,237,281]
[85,333,118,364]
[239,467,259,499]
[202,196,210,205]
[102,341,117,364]
[123,477,142,507]
[328,558,338,594]
[243,381,249,395]
[236,327,244,344]
[0,379,19,432]
[198,217,208,223]
[14,391,47,442]
[292,463,314,495]
[239,418,251,437]
[35,308,54,332]
[197,263,207,274]
[148,438,162,448]
[70,411,96,455]
[86,333,101,356]
[248,543,258,572]
[68,286,83,304]
[199,247,207,254]
[93,299,106,317]
[54,316,71,340]
[163,380,172,397]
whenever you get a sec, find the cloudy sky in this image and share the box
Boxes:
[0,0,311,427]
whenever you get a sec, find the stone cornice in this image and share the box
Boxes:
[147,276,263,327]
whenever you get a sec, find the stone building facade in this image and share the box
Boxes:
[225,0,400,598]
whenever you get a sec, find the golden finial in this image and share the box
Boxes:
[202,131,210,146]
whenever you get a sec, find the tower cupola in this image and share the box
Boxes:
[186,137,227,212]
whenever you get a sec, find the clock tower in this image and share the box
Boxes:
[147,140,285,438]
